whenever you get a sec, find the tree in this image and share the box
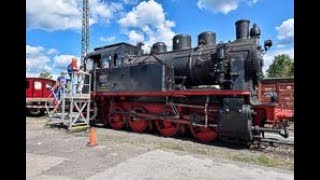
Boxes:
[266,54,294,78]
[39,69,53,80]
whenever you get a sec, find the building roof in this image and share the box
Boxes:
[26,77,56,82]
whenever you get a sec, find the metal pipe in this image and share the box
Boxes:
[166,98,180,118]
[208,109,219,112]
[252,127,281,133]
[93,63,97,92]
[260,139,293,145]
[89,100,98,121]
[188,49,194,82]
[171,103,218,112]
[172,103,204,108]
[253,125,289,138]
[204,96,210,128]
[87,74,91,123]
[191,123,218,127]
[134,112,189,125]
[279,126,289,138]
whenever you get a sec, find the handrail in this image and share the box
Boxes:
[69,71,92,96]
[47,71,92,99]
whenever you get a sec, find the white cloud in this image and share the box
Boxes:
[26,0,122,31]
[47,48,58,55]
[276,44,286,49]
[100,36,116,43]
[26,45,51,71]
[128,30,145,43]
[247,0,258,6]
[276,18,294,45]
[51,73,59,81]
[123,0,141,5]
[26,44,81,79]
[196,0,259,14]
[118,0,176,52]
[26,45,44,55]
[90,1,123,25]
[263,47,294,72]
[26,72,41,78]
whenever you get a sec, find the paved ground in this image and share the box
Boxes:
[26,116,294,180]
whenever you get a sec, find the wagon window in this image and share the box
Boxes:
[34,81,42,90]
[26,81,29,89]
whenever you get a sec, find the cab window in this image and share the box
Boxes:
[86,59,94,71]
[114,53,123,67]
[101,56,110,69]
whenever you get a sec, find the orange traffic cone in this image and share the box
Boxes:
[87,127,98,147]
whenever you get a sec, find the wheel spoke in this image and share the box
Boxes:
[190,126,218,142]
[108,107,126,130]
[129,107,148,133]
[155,109,180,137]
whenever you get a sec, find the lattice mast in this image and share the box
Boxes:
[81,0,89,66]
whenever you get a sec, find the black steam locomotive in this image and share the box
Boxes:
[84,19,285,144]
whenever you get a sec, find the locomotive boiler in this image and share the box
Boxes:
[84,19,287,145]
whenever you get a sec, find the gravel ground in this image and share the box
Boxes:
[26,116,294,180]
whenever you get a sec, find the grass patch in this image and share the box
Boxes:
[106,135,293,169]
[182,146,292,169]
[227,153,292,168]
[229,154,280,166]
[159,142,185,151]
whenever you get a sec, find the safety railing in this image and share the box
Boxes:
[69,71,92,97]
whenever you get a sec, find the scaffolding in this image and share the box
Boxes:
[45,72,92,132]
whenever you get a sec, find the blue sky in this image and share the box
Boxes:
[26,0,294,79]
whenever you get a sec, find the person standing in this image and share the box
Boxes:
[67,58,79,94]
[66,79,71,94]
[77,66,89,94]
[55,72,67,100]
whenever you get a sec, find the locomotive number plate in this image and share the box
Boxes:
[99,75,108,82]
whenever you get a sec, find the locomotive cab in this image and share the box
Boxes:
[85,42,140,70]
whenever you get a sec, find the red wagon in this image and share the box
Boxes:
[26,78,56,116]
[258,78,294,121]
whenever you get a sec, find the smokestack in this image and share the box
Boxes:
[173,34,191,51]
[235,19,250,40]
[198,31,216,46]
[151,42,167,54]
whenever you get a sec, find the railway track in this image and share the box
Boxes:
[84,120,295,156]
[250,137,294,157]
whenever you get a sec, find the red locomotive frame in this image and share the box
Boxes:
[92,89,286,142]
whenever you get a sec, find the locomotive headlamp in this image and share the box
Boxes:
[264,40,272,51]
